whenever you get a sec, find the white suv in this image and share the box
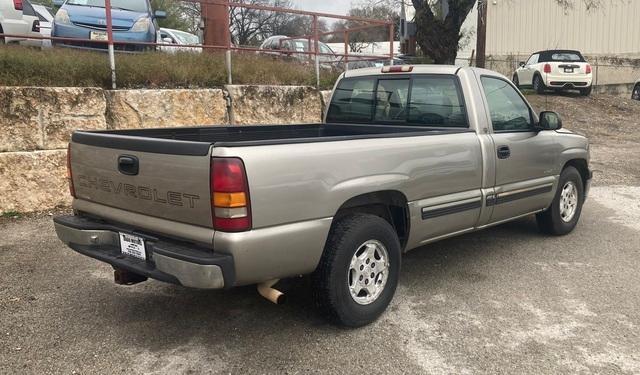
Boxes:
[0,0,39,45]
[513,50,593,96]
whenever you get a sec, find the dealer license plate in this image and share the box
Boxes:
[119,233,146,260]
[90,31,108,41]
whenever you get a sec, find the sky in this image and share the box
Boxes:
[291,0,354,16]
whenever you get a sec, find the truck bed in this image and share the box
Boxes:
[72,123,471,156]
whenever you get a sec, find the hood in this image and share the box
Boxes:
[63,4,145,29]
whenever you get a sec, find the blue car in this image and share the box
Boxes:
[51,0,165,52]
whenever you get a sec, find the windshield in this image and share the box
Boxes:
[171,30,200,45]
[65,0,149,13]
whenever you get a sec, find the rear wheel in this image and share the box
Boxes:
[580,85,592,96]
[536,166,584,235]
[632,84,640,100]
[533,74,546,94]
[0,25,4,45]
[512,73,520,88]
[312,214,401,327]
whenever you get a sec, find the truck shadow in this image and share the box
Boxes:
[77,215,549,350]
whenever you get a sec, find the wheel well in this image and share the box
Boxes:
[563,159,589,187]
[334,191,410,249]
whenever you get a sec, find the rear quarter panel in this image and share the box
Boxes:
[214,131,483,237]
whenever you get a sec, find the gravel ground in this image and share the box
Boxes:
[1,93,639,374]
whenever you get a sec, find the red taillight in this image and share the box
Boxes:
[67,144,75,198]
[13,0,23,10]
[585,64,592,74]
[211,158,251,232]
[543,64,551,73]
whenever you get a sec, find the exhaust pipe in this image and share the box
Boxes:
[257,279,285,305]
[114,269,147,285]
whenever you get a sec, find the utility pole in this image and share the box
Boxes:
[475,0,487,68]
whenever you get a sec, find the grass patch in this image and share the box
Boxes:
[1,211,21,219]
[0,45,340,89]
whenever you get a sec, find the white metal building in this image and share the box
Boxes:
[460,0,640,57]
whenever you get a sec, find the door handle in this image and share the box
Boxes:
[497,145,511,159]
[118,155,139,175]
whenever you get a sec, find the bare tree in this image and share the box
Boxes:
[327,4,399,53]
[229,0,293,46]
[411,0,475,64]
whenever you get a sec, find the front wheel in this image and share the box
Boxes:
[312,214,401,327]
[536,166,584,235]
[632,84,640,100]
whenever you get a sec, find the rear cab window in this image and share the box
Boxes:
[327,75,468,128]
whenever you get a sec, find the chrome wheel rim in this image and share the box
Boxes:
[560,181,579,222]
[347,240,389,305]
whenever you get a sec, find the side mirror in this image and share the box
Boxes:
[537,111,563,131]
[518,61,526,68]
[154,10,167,19]
[52,0,64,6]
[162,37,174,44]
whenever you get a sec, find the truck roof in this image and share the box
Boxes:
[341,65,509,82]
[343,64,462,78]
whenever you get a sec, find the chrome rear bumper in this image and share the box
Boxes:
[53,215,232,289]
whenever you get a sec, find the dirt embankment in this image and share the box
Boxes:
[526,94,640,186]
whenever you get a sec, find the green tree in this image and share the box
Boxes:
[150,0,200,33]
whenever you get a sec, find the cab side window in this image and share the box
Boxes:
[481,77,532,132]
[526,53,539,65]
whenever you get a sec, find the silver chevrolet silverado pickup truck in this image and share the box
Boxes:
[54,65,591,326]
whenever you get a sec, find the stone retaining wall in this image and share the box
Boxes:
[0,85,327,213]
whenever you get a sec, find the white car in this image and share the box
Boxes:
[632,79,640,101]
[158,27,201,53]
[32,3,52,48]
[513,50,593,96]
[0,0,39,45]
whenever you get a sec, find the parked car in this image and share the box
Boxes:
[51,0,165,52]
[0,0,40,45]
[513,49,593,96]
[632,79,640,101]
[259,35,338,66]
[54,65,591,327]
[158,27,201,53]
[32,3,52,48]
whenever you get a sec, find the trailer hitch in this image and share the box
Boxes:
[114,268,147,285]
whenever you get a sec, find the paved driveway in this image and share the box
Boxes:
[1,94,639,374]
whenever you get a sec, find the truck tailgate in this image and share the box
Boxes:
[70,142,212,228]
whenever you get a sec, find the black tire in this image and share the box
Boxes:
[512,73,520,88]
[533,74,546,94]
[536,166,584,236]
[632,84,640,101]
[0,25,4,45]
[312,214,401,327]
[580,86,592,96]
